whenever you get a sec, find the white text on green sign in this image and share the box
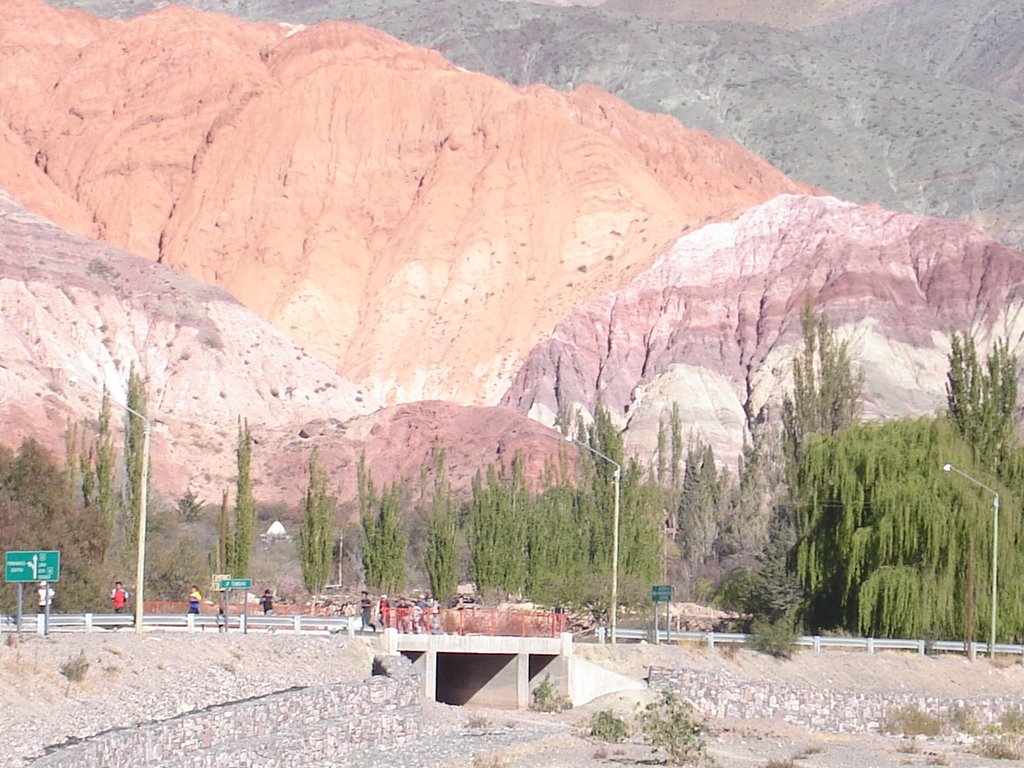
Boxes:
[4,551,61,583]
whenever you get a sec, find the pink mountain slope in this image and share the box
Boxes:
[502,194,1024,465]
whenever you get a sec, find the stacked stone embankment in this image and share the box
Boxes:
[32,657,419,767]
[650,665,1019,733]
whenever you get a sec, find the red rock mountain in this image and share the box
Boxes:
[0,0,814,409]
[502,194,1024,466]
[0,188,573,502]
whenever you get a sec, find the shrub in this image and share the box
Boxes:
[748,618,797,659]
[531,674,572,713]
[976,734,1024,760]
[589,709,629,742]
[998,706,1024,734]
[636,691,707,765]
[59,653,89,683]
[881,705,943,738]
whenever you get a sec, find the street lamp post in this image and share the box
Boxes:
[943,463,999,658]
[71,376,150,635]
[566,435,621,646]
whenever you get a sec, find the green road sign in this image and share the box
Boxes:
[651,584,672,603]
[5,550,61,583]
[219,578,253,590]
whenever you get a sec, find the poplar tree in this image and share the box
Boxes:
[95,388,116,542]
[467,458,529,595]
[299,448,335,595]
[124,366,149,550]
[781,299,863,477]
[228,418,255,576]
[946,332,1017,472]
[358,453,407,593]
[424,448,458,601]
[64,419,79,501]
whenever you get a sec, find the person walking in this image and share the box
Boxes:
[187,585,202,615]
[110,581,129,613]
[259,589,274,616]
[360,591,376,632]
[37,581,54,610]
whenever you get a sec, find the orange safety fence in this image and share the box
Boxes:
[379,606,567,638]
[144,602,567,636]
[144,601,335,617]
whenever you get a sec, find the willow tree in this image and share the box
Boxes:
[298,448,335,594]
[794,418,1024,639]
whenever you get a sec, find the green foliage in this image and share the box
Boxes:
[881,705,943,737]
[359,453,407,593]
[59,653,89,685]
[228,418,255,577]
[747,617,798,659]
[424,448,459,602]
[0,440,112,612]
[176,489,205,522]
[123,365,150,551]
[744,518,803,624]
[976,735,1024,760]
[946,332,1017,472]
[679,441,726,564]
[998,707,1024,734]
[530,674,572,712]
[589,709,629,742]
[794,416,1024,639]
[93,388,117,552]
[298,448,335,594]
[781,298,863,478]
[468,458,529,595]
[636,691,708,765]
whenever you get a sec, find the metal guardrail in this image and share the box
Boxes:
[6,613,1022,659]
[0,612,363,635]
[606,627,1024,658]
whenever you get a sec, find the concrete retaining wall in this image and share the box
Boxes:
[33,662,419,767]
[649,665,1019,734]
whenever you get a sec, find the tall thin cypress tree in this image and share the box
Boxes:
[124,366,149,550]
[424,449,458,602]
[229,418,255,576]
[299,448,335,595]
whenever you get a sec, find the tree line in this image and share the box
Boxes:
[2,298,1021,644]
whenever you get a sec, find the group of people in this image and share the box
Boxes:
[186,586,275,615]
[359,591,441,634]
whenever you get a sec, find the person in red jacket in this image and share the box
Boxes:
[110,581,129,613]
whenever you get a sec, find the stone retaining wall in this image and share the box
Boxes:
[33,660,419,767]
[649,665,1019,734]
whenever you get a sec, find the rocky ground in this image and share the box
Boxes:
[1,628,1022,767]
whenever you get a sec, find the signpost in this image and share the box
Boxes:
[219,578,252,590]
[5,550,60,582]
[218,578,253,633]
[5,551,61,637]
[652,584,673,644]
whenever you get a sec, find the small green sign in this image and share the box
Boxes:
[219,578,253,590]
[5,550,61,583]
[651,584,672,602]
